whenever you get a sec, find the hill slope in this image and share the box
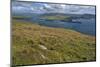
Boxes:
[12,20,96,66]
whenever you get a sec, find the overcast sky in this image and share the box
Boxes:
[12,1,95,14]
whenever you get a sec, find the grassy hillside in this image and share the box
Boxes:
[13,16,32,19]
[12,20,96,66]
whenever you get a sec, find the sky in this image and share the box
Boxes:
[12,1,96,14]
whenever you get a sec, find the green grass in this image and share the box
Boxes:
[12,19,96,66]
[41,15,71,20]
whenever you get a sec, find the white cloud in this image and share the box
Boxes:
[12,1,95,14]
[43,4,52,8]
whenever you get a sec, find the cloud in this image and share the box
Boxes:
[12,1,95,14]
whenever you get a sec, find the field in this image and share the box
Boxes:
[12,19,96,66]
[40,15,71,21]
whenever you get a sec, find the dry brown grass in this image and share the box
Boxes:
[12,19,96,66]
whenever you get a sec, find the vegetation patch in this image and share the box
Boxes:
[40,15,72,21]
[12,19,96,66]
